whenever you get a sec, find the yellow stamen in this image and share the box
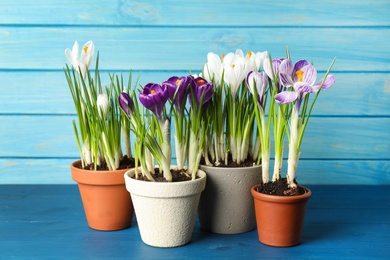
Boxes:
[151,90,156,94]
[83,46,88,53]
[296,70,304,82]
[231,64,235,69]
[197,79,205,85]
[221,54,225,62]
[176,79,181,85]
[247,51,252,59]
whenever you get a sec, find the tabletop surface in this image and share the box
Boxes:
[1,184,389,259]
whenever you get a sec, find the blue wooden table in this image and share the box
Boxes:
[1,185,389,259]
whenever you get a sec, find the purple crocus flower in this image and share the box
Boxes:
[118,92,134,117]
[163,76,194,113]
[263,58,287,93]
[188,76,214,110]
[246,71,269,109]
[275,60,335,110]
[139,83,169,120]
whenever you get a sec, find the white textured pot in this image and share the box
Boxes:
[124,168,206,248]
[198,164,262,234]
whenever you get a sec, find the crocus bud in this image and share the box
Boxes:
[97,93,109,118]
[246,71,268,107]
[118,92,134,117]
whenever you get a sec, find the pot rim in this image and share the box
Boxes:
[251,184,311,204]
[200,164,262,170]
[71,160,133,185]
[124,167,207,198]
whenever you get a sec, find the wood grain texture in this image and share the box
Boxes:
[0,27,389,71]
[1,116,389,159]
[1,185,389,258]
[1,71,390,116]
[0,0,389,26]
[1,159,389,184]
[0,0,389,184]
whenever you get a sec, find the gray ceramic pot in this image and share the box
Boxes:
[198,164,262,234]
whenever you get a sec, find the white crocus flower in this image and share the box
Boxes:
[80,41,94,69]
[97,93,109,118]
[65,41,80,69]
[202,52,223,86]
[223,52,247,98]
[247,51,268,72]
[65,41,94,79]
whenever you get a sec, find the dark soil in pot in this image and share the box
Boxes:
[201,154,258,168]
[75,155,135,171]
[255,178,306,196]
[134,168,194,182]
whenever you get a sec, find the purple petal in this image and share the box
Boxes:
[163,76,179,100]
[274,91,298,104]
[139,93,156,114]
[118,92,134,116]
[301,64,317,85]
[263,58,285,80]
[170,75,193,111]
[189,77,214,109]
[279,72,295,87]
[247,71,268,98]
[294,82,314,93]
[279,59,293,75]
[314,74,335,91]
[293,60,310,72]
[139,83,169,119]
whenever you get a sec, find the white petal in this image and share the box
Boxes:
[71,41,79,60]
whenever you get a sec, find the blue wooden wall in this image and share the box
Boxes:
[0,0,389,184]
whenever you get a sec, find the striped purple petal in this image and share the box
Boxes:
[274,91,299,104]
[313,74,336,92]
[300,64,317,85]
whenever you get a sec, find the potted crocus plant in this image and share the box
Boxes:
[64,41,136,231]
[120,75,212,247]
[250,48,336,247]
[196,49,267,234]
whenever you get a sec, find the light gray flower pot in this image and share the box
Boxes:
[124,167,206,248]
[198,164,262,234]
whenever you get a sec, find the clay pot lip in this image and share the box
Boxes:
[124,167,207,187]
[200,164,262,170]
[71,160,133,186]
[251,184,312,203]
[124,167,207,198]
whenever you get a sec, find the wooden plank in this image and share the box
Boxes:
[0,0,389,26]
[1,71,389,116]
[0,159,76,184]
[1,158,389,185]
[0,27,389,71]
[0,185,389,259]
[0,116,389,160]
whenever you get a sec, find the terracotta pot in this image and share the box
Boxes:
[71,161,134,231]
[198,164,262,234]
[124,167,206,248]
[251,184,311,247]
